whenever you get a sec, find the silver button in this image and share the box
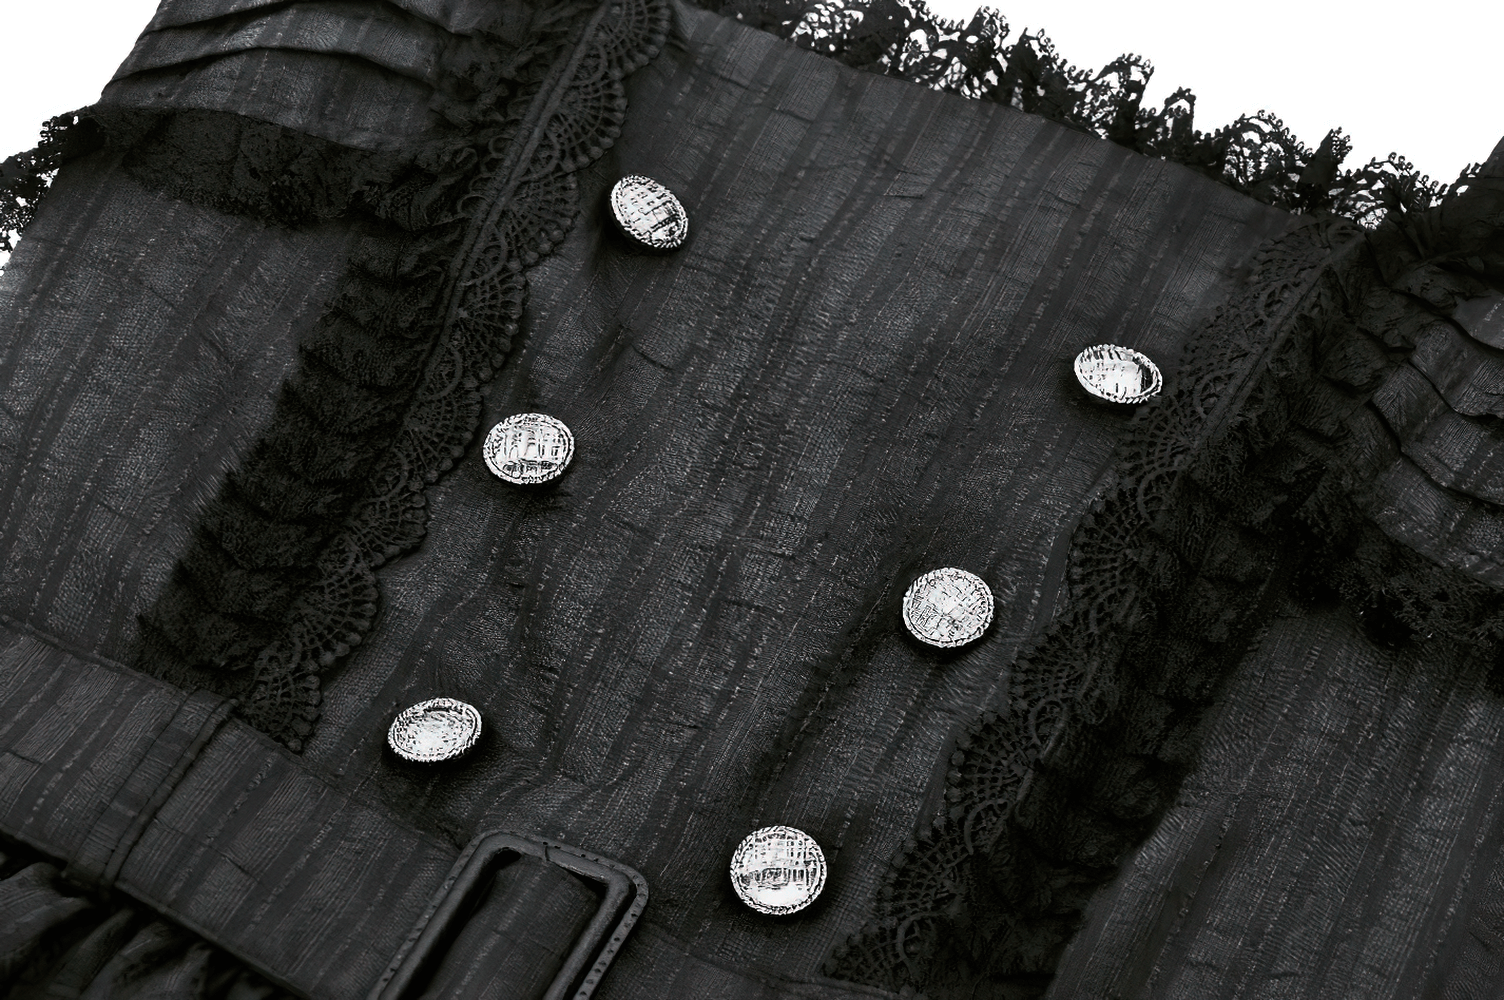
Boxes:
[902,567,994,647]
[1073,344,1162,404]
[729,826,827,915]
[483,413,575,484]
[609,175,688,250]
[388,698,482,762]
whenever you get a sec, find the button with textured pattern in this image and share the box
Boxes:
[483,413,575,484]
[609,175,689,249]
[388,698,482,762]
[1073,344,1162,404]
[729,826,827,915]
[902,567,994,647]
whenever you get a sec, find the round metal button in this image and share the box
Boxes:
[729,826,827,915]
[483,413,574,484]
[1073,344,1162,404]
[609,175,688,250]
[387,698,482,762]
[902,567,994,647]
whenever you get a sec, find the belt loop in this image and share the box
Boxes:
[64,689,235,888]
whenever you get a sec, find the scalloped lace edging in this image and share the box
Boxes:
[124,0,670,749]
[827,167,1504,997]
[695,0,1481,227]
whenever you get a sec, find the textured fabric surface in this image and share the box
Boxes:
[1052,602,1504,999]
[0,854,300,1000]
[284,6,1284,992]
[419,856,602,1000]
[9,0,1504,997]
[0,623,460,1000]
[687,1,1471,226]
[114,0,676,751]
[0,156,344,660]
[104,1,461,152]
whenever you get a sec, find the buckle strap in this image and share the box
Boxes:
[374,832,648,1000]
[0,624,647,1000]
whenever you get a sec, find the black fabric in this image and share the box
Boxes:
[113,0,672,750]
[0,113,102,255]
[4,1,1504,999]
[0,843,298,1000]
[0,619,877,1000]
[831,169,1504,993]
[0,1,1469,250]
[689,0,1474,225]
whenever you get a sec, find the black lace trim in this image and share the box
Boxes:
[2,2,1478,264]
[827,169,1504,997]
[118,0,671,750]
[692,0,1479,226]
[0,112,103,260]
[4,2,1502,989]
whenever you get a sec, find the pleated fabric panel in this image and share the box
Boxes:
[104,0,509,152]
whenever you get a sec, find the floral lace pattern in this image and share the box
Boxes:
[127,0,671,749]
[824,215,1357,997]
[826,167,1504,997]
[0,112,101,266]
[696,0,1478,226]
[4,0,1479,246]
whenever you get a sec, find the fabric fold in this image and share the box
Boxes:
[0,855,295,1000]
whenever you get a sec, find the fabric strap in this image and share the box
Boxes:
[0,618,610,1000]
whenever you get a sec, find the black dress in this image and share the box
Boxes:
[3,2,1504,998]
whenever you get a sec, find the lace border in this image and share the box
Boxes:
[695,0,1480,226]
[828,167,1504,996]
[4,1,1481,270]
[125,0,670,749]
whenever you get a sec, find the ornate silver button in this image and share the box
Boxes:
[609,175,688,250]
[387,698,482,762]
[483,413,574,484]
[902,567,994,647]
[729,826,827,915]
[1073,344,1162,404]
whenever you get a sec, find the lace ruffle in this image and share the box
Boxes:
[0,112,102,263]
[696,0,1479,226]
[127,0,671,749]
[827,169,1504,997]
[2,0,1477,274]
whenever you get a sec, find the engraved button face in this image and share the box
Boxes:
[1073,344,1162,404]
[388,698,482,762]
[483,413,574,484]
[729,826,827,915]
[609,175,688,250]
[902,567,994,647]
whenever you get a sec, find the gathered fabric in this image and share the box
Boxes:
[0,850,295,1000]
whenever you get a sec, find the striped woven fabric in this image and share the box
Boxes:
[3,1,1504,998]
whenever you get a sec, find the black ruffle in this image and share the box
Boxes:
[110,0,672,750]
[2,3,1478,269]
[694,0,1479,225]
[0,112,103,256]
[828,167,1504,998]
[0,838,298,1000]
